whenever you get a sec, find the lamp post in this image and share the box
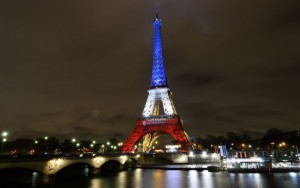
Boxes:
[1,132,8,155]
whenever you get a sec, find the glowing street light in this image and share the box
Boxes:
[34,140,38,144]
[2,132,8,137]
[44,136,48,140]
[72,138,76,143]
[189,151,194,157]
[107,142,110,145]
[92,140,96,144]
[118,142,123,146]
[202,151,207,157]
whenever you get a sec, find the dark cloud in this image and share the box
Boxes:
[0,0,299,141]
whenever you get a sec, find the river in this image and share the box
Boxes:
[1,169,300,188]
[45,169,300,188]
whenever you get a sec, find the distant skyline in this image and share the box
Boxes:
[1,1,300,140]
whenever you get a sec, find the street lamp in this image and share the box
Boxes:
[2,132,8,137]
[1,131,8,155]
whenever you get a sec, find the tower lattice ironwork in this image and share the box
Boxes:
[122,12,193,153]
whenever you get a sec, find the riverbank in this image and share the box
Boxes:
[135,164,300,173]
[227,167,300,173]
[135,164,206,170]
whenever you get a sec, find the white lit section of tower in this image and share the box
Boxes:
[142,12,177,118]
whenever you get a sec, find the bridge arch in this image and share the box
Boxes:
[99,160,122,174]
[55,162,95,176]
[124,158,138,168]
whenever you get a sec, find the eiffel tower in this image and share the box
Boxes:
[122,12,194,152]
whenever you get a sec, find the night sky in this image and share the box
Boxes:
[1,1,300,141]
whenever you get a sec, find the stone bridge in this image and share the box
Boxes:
[0,154,139,175]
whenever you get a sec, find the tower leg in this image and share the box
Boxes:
[122,124,144,152]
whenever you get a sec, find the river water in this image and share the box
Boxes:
[48,169,299,188]
[1,169,300,188]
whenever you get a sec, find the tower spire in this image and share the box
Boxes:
[151,10,168,88]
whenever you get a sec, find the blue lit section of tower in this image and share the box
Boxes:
[150,13,168,88]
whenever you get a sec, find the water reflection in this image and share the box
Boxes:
[31,172,38,188]
[118,171,128,188]
[288,172,300,186]
[133,169,142,188]
[201,170,213,188]
[165,170,182,188]
[188,170,199,188]
[154,169,164,188]
[253,173,263,188]
[90,178,100,188]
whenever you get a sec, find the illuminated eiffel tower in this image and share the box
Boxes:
[122,12,193,152]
